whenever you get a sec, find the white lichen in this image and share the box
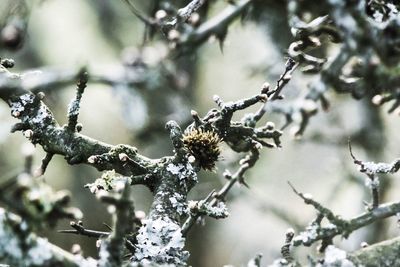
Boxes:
[134,216,189,265]
[155,204,165,213]
[67,99,80,116]
[188,200,229,219]
[0,209,23,262]
[74,255,98,267]
[9,93,35,117]
[362,161,396,174]
[97,241,111,267]
[317,245,355,267]
[31,105,50,125]
[293,224,318,245]
[169,193,187,216]
[25,237,53,266]
[325,223,337,231]
[373,11,384,23]
[166,162,197,189]
[203,201,229,219]
[0,209,55,266]
[365,177,380,190]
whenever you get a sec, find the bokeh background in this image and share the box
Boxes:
[1,1,400,266]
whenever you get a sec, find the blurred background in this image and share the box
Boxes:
[1,0,400,266]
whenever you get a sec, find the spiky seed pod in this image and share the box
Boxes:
[183,129,221,171]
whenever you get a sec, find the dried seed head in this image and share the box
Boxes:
[183,129,221,171]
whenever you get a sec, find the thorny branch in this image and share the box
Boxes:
[181,61,299,235]
[288,183,400,250]
[58,221,110,239]
[0,55,284,265]
[270,0,400,136]
[1,0,400,266]
[349,141,400,209]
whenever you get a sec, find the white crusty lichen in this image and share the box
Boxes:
[25,237,53,266]
[166,162,197,189]
[317,245,355,267]
[67,99,80,117]
[134,216,189,266]
[188,200,229,219]
[0,208,52,266]
[365,176,380,190]
[204,201,229,218]
[293,224,318,245]
[9,93,34,117]
[169,193,187,216]
[0,209,23,263]
[362,161,396,174]
[9,93,51,127]
[0,208,97,266]
[31,105,50,125]
[97,240,111,267]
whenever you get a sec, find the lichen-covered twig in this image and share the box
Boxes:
[0,55,286,264]
[349,142,400,175]
[277,0,400,136]
[249,58,298,125]
[58,221,110,238]
[1,66,154,182]
[181,63,298,236]
[176,0,252,51]
[349,141,400,209]
[67,69,88,132]
[97,182,136,266]
[290,187,400,248]
[182,142,261,235]
[0,208,97,267]
[176,0,206,23]
[348,236,400,266]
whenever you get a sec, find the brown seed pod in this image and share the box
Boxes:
[183,129,221,171]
